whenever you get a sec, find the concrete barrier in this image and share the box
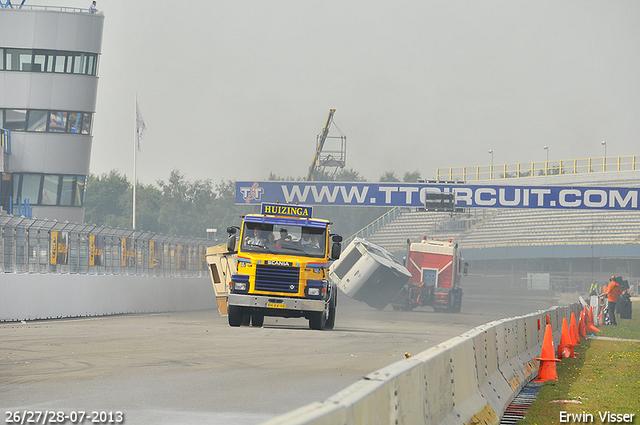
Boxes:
[0,274,214,321]
[264,304,581,425]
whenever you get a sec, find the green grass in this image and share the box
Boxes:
[518,300,640,425]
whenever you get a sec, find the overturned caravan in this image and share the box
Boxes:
[329,237,411,310]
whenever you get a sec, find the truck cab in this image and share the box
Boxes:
[226,203,342,330]
[406,238,466,312]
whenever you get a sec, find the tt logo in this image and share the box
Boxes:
[240,182,264,203]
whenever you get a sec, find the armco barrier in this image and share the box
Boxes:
[264,303,581,425]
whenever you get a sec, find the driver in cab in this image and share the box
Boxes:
[300,228,320,249]
[276,228,292,248]
[245,227,265,247]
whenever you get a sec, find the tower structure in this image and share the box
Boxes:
[0,5,104,222]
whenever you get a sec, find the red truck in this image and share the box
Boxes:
[391,238,467,312]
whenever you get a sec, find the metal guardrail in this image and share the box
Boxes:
[0,4,103,14]
[0,0,102,15]
[342,207,399,247]
[0,214,211,277]
[437,155,640,181]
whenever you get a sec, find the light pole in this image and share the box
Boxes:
[488,149,493,179]
[602,141,607,172]
[543,146,548,175]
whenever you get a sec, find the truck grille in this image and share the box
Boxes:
[255,264,300,293]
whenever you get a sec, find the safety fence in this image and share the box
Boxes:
[437,155,639,181]
[0,215,211,277]
[265,303,580,425]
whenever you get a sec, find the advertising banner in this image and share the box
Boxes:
[236,181,640,211]
[149,241,162,269]
[121,237,134,267]
[50,231,69,265]
[89,235,104,266]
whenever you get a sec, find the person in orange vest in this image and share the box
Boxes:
[602,276,622,325]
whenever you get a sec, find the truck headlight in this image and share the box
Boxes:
[234,281,248,291]
[307,287,321,296]
[313,267,322,274]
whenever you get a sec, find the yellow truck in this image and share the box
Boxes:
[207,203,342,330]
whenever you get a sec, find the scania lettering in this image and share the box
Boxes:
[222,203,342,330]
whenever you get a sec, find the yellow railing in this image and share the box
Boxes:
[436,155,640,181]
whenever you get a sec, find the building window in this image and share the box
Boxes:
[75,176,85,206]
[33,51,47,72]
[4,49,30,71]
[27,110,49,132]
[4,109,27,131]
[2,109,92,135]
[20,174,43,204]
[42,175,60,205]
[46,53,55,72]
[49,111,68,133]
[12,173,86,207]
[1,48,99,75]
[82,113,92,135]
[60,175,75,206]
[68,112,82,133]
[54,53,66,73]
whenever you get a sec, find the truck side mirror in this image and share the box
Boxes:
[330,234,342,260]
[227,234,237,253]
[226,226,238,253]
[463,262,469,276]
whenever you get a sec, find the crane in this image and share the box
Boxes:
[306,109,346,181]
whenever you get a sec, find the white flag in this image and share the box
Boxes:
[136,100,147,152]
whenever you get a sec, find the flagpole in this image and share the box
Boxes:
[133,92,137,229]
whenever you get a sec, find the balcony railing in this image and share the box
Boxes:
[437,155,640,181]
[0,3,103,14]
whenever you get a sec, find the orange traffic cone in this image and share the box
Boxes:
[579,311,587,339]
[535,324,560,382]
[557,317,574,359]
[570,313,580,346]
[586,306,602,333]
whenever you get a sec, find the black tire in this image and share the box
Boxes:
[309,310,326,330]
[228,305,242,327]
[251,313,264,327]
[324,294,337,330]
[451,291,462,313]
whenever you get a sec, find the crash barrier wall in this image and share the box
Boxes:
[0,215,211,278]
[265,303,580,425]
[0,274,214,321]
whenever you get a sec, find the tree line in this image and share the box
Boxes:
[84,168,423,240]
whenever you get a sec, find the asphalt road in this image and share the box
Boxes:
[1,284,558,425]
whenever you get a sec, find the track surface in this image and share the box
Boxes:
[1,285,557,424]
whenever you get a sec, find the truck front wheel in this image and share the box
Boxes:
[309,310,326,330]
[251,313,265,327]
[228,305,242,327]
[324,298,337,330]
[451,290,462,313]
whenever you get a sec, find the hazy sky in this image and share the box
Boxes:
[37,0,640,185]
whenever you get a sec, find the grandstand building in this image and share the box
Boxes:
[0,5,104,223]
[364,170,640,292]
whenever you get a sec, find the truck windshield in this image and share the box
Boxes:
[241,222,326,258]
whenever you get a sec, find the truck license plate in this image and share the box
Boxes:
[266,302,286,309]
